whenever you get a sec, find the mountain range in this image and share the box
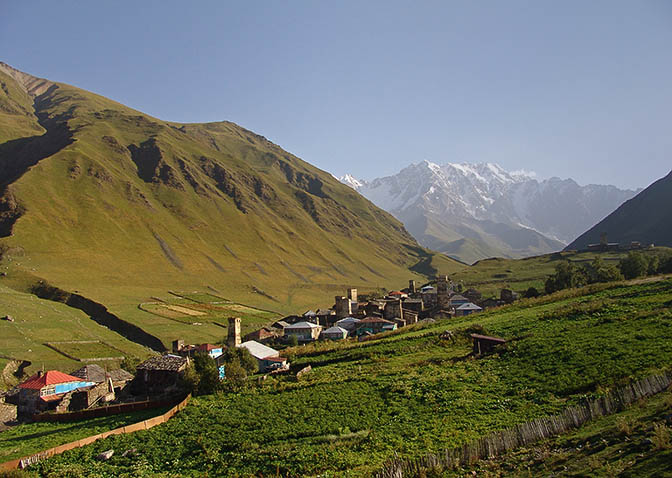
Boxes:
[0,61,459,333]
[340,162,639,264]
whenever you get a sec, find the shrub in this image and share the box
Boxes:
[651,422,671,450]
[619,252,648,279]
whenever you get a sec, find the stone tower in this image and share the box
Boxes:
[437,275,450,309]
[347,288,358,303]
[227,317,241,348]
[408,280,416,294]
[335,296,352,319]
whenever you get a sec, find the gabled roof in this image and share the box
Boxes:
[71,364,134,383]
[285,321,322,329]
[336,317,360,324]
[272,320,290,329]
[323,326,348,335]
[388,291,404,296]
[303,310,316,317]
[421,286,435,291]
[71,364,108,383]
[19,370,82,390]
[457,302,482,311]
[238,340,279,360]
[449,295,468,301]
[137,354,188,372]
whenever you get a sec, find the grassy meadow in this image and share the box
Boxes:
[23,277,672,477]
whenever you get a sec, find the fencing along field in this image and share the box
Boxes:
[27,278,672,477]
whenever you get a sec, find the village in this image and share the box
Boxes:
[0,275,516,427]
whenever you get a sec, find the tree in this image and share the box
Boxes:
[192,353,220,395]
[647,255,660,275]
[288,335,299,347]
[545,261,588,293]
[619,252,648,279]
[523,287,540,298]
[589,257,623,283]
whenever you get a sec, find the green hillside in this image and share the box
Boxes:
[0,62,462,354]
[567,170,672,250]
[20,277,672,477]
[399,211,565,265]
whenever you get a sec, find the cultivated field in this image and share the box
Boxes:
[29,277,672,477]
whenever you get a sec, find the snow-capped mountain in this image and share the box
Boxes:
[339,161,639,263]
[337,174,366,190]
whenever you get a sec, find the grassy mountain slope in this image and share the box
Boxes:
[400,210,565,265]
[20,277,672,477]
[0,62,462,351]
[567,170,672,250]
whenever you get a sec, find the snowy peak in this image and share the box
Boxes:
[338,174,366,190]
[348,160,639,262]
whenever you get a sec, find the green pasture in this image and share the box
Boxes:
[30,277,672,477]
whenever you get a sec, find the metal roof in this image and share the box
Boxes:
[19,370,82,389]
[285,321,322,329]
[238,340,279,360]
[457,302,482,310]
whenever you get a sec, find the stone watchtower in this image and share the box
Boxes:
[335,296,352,319]
[408,280,416,294]
[437,275,450,309]
[347,288,358,303]
[227,317,241,348]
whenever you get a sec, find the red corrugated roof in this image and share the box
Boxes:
[19,370,83,390]
[196,344,220,352]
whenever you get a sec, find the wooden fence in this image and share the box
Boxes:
[374,371,672,478]
[32,396,183,423]
[0,394,191,471]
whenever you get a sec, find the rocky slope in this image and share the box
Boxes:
[567,170,672,250]
[0,62,460,321]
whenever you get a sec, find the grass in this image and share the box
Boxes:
[448,248,671,298]
[28,278,672,477]
[0,407,171,463]
[0,282,151,379]
[46,341,123,360]
[446,387,672,477]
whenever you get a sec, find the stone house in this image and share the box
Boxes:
[133,354,188,397]
[17,370,96,416]
[284,321,323,342]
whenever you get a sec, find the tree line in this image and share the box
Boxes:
[545,251,672,294]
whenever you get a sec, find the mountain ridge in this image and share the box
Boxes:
[566,170,672,250]
[340,161,638,263]
[0,62,462,348]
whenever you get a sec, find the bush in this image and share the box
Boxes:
[545,261,588,293]
[619,252,648,279]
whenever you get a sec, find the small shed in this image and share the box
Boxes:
[134,354,188,396]
[470,334,506,355]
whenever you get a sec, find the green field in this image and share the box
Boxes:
[449,248,670,298]
[46,341,124,361]
[449,386,672,477]
[0,407,170,463]
[27,277,672,477]
[0,281,150,378]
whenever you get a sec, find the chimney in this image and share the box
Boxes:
[227,317,241,348]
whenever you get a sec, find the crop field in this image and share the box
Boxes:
[138,293,279,333]
[448,384,672,477]
[0,407,171,463]
[29,277,672,477]
[46,341,124,361]
[0,282,151,378]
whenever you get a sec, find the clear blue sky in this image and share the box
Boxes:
[2,1,671,189]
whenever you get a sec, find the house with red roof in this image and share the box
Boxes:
[18,370,96,415]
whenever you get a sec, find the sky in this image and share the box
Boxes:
[1,1,671,189]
